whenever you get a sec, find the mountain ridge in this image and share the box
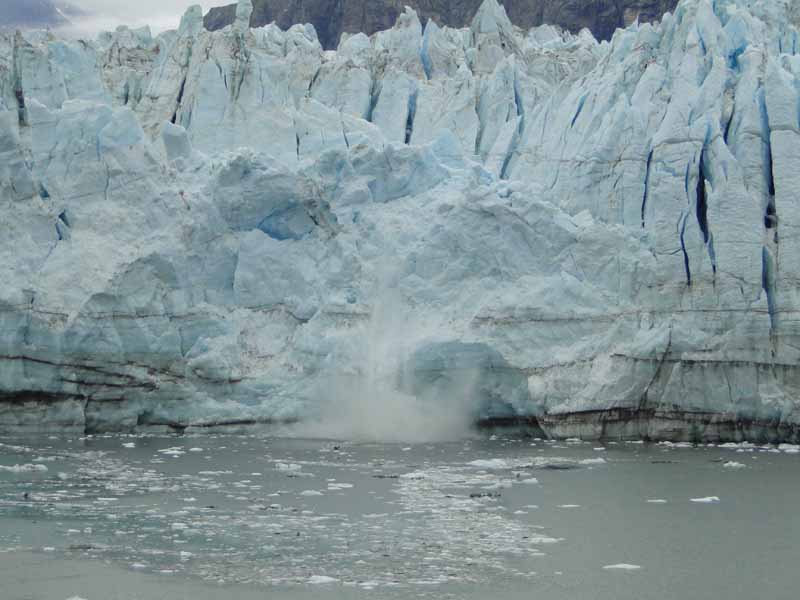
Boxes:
[203,0,679,49]
[0,0,78,30]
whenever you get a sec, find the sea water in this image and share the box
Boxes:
[1,434,798,599]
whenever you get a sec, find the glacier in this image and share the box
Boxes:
[0,0,799,441]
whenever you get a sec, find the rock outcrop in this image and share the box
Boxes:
[204,0,679,49]
[1,0,799,441]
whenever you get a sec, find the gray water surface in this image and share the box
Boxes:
[1,434,798,599]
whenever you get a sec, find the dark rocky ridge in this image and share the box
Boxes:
[204,0,678,49]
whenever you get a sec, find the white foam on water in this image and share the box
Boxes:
[0,463,48,472]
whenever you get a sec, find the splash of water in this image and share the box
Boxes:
[296,265,476,443]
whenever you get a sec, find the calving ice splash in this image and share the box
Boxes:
[1,0,799,442]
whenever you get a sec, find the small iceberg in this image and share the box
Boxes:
[308,575,339,584]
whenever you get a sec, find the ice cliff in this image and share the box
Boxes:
[1,0,799,442]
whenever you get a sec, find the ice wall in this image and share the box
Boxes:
[0,0,798,441]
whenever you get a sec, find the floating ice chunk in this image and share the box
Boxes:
[0,463,48,472]
[300,490,323,496]
[468,459,508,469]
[189,448,203,452]
[723,461,746,469]
[719,442,755,450]
[690,496,720,503]
[275,463,303,471]
[358,580,380,589]
[308,575,338,584]
[328,483,354,490]
[121,442,136,448]
[579,458,606,465]
[646,499,667,504]
[171,522,188,530]
[130,563,147,570]
[517,477,539,484]
[779,444,800,454]
[603,563,641,570]
[558,504,581,508]
[158,447,185,456]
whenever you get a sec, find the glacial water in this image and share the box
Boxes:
[1,433,799,600]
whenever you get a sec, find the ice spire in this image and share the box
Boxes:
[470,0,518,74]
[178,5,203,37]
[234,0,254,32]
[471,0,514,37]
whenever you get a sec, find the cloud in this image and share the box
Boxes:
[63,0,208,35]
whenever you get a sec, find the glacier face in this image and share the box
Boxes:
[0,0,799,441]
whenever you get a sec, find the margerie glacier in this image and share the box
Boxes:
[1,0,799,441]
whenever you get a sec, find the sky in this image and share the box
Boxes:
[65,0,215,35]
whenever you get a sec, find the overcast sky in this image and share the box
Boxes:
[66,0,217,34]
